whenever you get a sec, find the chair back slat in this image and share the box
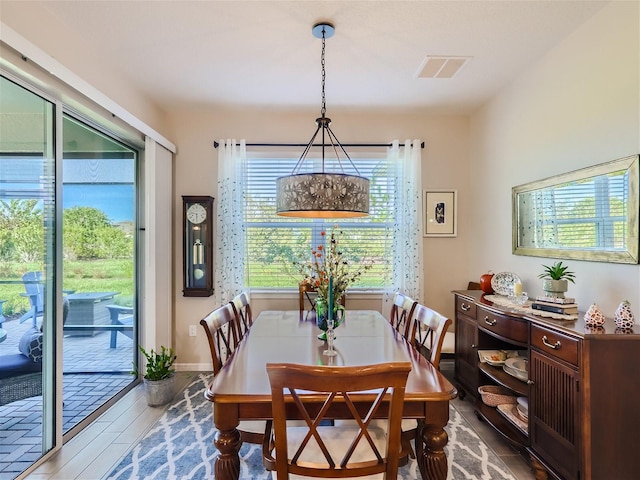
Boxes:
[410,303,452,369]
[230,291,252,340]
[389,292,417,339]
[199,304,239,374]
[265,362,410,479]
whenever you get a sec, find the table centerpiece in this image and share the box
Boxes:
[295,225,371,340]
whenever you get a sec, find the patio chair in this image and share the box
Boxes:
[0,327,43,406]
[107,305,134,348]
[19,271,73,327]
[262,361,411,479]
[19,271,44,327]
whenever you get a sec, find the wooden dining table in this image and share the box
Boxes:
[205,310,457,480]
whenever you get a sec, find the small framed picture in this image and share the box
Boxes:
[423,190,457,237]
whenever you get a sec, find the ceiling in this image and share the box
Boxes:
[24,0,609,114]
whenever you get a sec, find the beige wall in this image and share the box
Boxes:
[468,1,640,315]
[167,108,470,369]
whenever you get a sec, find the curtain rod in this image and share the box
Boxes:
[213,141,424,149]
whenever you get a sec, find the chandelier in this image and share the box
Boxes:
[276,22,370,218]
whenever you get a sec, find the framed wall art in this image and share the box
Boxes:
[423,190,457,237]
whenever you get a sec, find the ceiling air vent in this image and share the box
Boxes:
[416,56,472,79]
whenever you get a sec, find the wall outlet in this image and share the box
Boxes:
[189,325,197,337]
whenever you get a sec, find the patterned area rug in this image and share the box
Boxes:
[107,373,516,479]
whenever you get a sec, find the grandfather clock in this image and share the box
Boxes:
[182,195,214,297]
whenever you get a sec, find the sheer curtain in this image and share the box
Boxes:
[213,139,246,307]
[382,139,424,313]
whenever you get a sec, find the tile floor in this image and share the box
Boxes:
[0,318,135,480]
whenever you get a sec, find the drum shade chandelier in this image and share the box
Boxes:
[276,22,370,218]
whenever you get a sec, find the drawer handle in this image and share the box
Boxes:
[461,303,471,312]
[471,344,477,349]
[527,380,534,385]
[542,335,561,350]
[484,316,497,326]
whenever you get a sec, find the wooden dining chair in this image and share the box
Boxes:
[199,303,240,375]
[230,291,252,341]
[389,292,418,339]
[401,302,453,460]
[262,362,411,479]
[299,282,346,318]
[407,303,453,370]
[199,303,264,443]
[298,282,317,316]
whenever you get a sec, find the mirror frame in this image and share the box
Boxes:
[512,154,639,264]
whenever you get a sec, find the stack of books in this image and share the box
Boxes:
[531,296,578,315]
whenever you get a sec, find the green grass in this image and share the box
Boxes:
[0,260,134,317]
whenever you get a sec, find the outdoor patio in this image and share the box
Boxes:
[0,317,135,479]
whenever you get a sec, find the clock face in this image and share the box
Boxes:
[186,203,207,224]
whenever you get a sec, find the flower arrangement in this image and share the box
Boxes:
[296,225,371,307]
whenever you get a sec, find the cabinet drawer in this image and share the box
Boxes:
[477,306,528,343]
[456,296,476,317]
[531,324,579,367]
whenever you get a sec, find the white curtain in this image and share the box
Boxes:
[213,139,246,307]
[382,139,424,314]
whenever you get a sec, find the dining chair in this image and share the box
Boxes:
[407,303,453,370]
[230,291,252,341]
[263,361,411,479]
[199,304,240,374]
[199,303,264,443]
[299,282,346,318]
[389,292,417,340]
[401,302,453,460]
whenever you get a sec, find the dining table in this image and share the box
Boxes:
[205,309,457,480]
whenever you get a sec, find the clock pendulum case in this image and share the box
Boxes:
[182,195,214,297]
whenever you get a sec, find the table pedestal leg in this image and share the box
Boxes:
[214,427,241,480]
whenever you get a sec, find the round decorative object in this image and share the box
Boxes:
[186,203,207,224]
[614,300,635,329]
[193,268,204,280]
[491,272,521,296]
[480,271,494,294]
[584,303,606,327]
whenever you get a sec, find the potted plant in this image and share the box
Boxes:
[132,345,177,406]
[538,261,575,298]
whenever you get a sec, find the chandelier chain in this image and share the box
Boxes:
[321,27,326,117]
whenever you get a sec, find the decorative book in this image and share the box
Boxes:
[531,301,578,315]
[535,295,576,305]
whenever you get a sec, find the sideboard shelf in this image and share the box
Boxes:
[478,363,528,396]
[453,289,640,480]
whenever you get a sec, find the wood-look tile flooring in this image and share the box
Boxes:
[24,365,535,479]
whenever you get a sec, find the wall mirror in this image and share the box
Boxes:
[512,154,639,264]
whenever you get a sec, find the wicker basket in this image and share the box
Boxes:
[478,385,517,407]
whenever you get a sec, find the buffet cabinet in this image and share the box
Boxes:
[453,290,640,480]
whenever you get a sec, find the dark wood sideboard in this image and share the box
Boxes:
[452,290,640,480]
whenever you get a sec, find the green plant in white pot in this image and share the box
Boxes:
[133,345,177,407]
[538,261,576,298]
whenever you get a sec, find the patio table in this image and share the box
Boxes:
[65,292,119,336]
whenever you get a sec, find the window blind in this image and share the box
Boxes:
[243,155,395,289]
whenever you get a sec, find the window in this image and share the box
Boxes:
[243,153,396,289]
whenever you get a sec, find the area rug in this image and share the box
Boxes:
[106,373,517,479]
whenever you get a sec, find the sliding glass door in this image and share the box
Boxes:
[0,75,139,479]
